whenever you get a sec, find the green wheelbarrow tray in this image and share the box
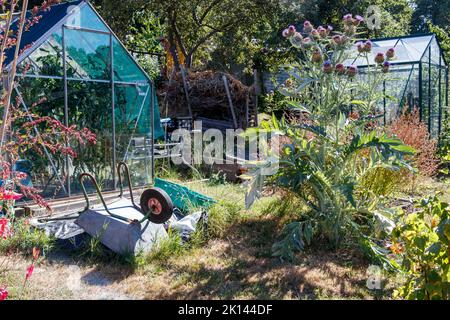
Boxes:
[154,178,216,213]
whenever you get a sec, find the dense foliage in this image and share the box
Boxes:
[391,195,449,300]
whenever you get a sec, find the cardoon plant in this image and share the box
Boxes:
[253,15,414,262]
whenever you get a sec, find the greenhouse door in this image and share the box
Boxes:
[114,83,152,187]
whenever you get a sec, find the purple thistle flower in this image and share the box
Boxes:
[382,61,390,73]
[323,60,333,74]
[356,41,365,53]
[386,47,395,59]
[353,15,364,26]
[303,20,313,33]
[364,40,372,52]
[335,63,346,75]
[375,52,385,64]
[346,65,358,77]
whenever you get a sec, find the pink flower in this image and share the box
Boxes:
[303,20,313,33]
[0,287,8,301]
[332,35,342,45]
[283,25,297,38]
[288,25,296,34]
[335,63,346,75]
[346,65,358,77]
[386,47,395,59]
[26,265,34,280]
[0,191,23,201]
[375,52,385,64]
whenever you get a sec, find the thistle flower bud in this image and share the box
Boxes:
[317,26,327,38]
[311,29,320,39]
[382,61,390,73]
[375,52,385,64]
[343,14,353,26]
[323,60,333,74]
[386,47,395,59]
[290,32,303,48]
[288,25,296,34]
[346,65,358,77]
[344,25,356,36]
[335,63,346,75]
[303,20,313,34]
[364,40,372,52]
[311,48,323,63]
[282,28,290,38]
[354,15,364,26]
[332,35,342,45]
[302,37,313,49]
[356,41,365,53]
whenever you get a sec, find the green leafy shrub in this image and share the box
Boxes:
[0,219,53,255]
[391,194,449,300]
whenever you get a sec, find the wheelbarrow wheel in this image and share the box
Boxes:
[140,187,173,224]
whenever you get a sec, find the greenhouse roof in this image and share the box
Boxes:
[3,1,84,67]
[344,34,447,67]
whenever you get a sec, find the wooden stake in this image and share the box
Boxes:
[222,75,238,129]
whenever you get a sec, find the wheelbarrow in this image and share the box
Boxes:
[39,162,174,255]
[77,161,174,225]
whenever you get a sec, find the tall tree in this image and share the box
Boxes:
[411,0,450,33]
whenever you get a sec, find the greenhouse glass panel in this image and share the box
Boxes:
[65,3,109,32]
[15,78,67,198]
[67,80,114,194]
[17,31,63,77]
[115,84,152,187]
[113,38,148,83]
[64,28,111,80]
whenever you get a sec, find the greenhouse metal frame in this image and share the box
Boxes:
[2,0,164,198]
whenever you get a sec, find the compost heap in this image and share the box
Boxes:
[160,70,253,123]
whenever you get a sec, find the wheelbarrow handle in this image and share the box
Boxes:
[78,173,133,223]
[117,161,140,211]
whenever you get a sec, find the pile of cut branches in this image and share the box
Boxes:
[159,71,254,127]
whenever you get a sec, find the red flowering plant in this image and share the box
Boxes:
[251,15,415,262]
[0,0,96,300]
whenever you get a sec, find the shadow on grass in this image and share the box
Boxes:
[145,218,372,300]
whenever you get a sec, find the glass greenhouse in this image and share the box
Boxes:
[2,0,164,198]
[344,34,449,137]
